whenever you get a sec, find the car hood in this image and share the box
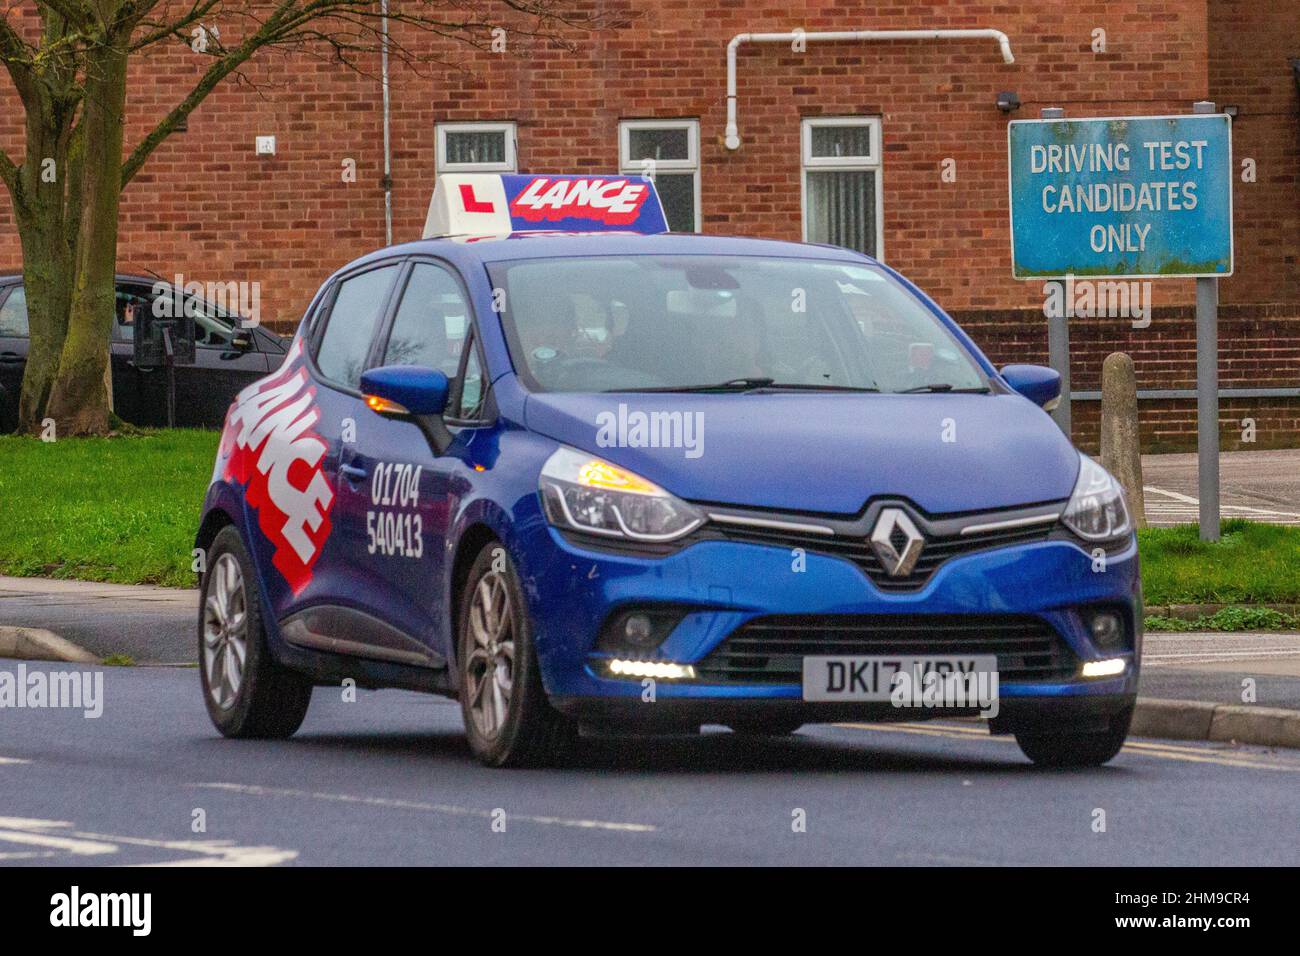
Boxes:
[523,391,1079,515]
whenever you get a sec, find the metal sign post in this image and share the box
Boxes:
[161,324,177,429]
[1193,100,1221,541]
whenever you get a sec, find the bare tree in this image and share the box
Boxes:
[0,1,601,435]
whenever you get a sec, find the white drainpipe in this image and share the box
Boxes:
[381,0,393,245]
[724,29,1015,150]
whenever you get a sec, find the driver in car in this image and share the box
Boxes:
[518,297,602,387]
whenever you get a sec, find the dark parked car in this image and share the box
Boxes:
[0,273,287,431]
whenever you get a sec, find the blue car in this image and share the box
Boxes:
[195,174,1140,768]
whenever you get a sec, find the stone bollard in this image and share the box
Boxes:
[1099,352,1147,530]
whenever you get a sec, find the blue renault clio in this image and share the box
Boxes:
[196,173,1139,768]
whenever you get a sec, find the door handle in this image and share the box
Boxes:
[340,463,368,483]
[0,352,23,364]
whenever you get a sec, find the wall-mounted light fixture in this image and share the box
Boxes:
[996,91,1021,113]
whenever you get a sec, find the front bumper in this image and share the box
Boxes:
[516,519,1141,727]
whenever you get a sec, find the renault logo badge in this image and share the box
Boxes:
[870,508,924,577]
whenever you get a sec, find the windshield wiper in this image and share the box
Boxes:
[606,377,773,393]
[756,382,880,393]
[896,384,991,394]
[607,378,881,394]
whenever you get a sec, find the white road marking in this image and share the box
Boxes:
[1143,485,1300,525]
[1143,633,1300,666]
[194,781,657,833]
[1144,649,1300,667]
[0,816,297,866]
[834,721,1300,771]
[0,818,118,856]
[1144,485,1200,505]
[0,757,31,765]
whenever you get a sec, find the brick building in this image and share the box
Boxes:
[1,0,1297,449]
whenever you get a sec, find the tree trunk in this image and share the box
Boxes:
[13,135,74,434]
[42,44,129,437]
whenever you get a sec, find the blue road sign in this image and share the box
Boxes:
[1008,114,1233,279]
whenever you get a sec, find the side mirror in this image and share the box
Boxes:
[361,365,454,454]
[1000,364,1061,410]
[360,365,450,416]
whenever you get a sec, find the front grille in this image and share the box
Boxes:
[695,614,1077,685]
[712,521,1054,591]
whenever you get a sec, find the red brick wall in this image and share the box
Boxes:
[957,305,1300,452]
[1209,0,1300,307]
[0,0,1295,449]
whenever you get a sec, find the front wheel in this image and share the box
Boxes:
[457,543,576,767]
[1014,704,1133,768]
[199,526,313,739]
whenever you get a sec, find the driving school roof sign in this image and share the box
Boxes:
[1008,114,1233,279]
[423,173,669,239]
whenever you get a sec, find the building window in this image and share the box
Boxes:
[436,122,517,173]
[801,117,883,258]
[619,119,700,232]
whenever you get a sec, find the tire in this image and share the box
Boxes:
[727,718,804,736]
[1014,704,1134,768]
[457,543,576,767]
[199,525,313,739]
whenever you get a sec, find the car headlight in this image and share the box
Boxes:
[1062,454,1132,542]
[539,447,704,542]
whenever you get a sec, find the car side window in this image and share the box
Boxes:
[382,262,470,379]
[452,335,486,421]
[315,264,399,389]
[0,286,28,337]
[184,295,244,348]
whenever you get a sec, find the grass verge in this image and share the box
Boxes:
[1145,606,1300,632]
[0,430,218,588]
[1137,519,1300,607]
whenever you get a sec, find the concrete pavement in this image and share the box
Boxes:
[1142,448,1300,526]
[0,575,195,664]
[1140,631,1300,712]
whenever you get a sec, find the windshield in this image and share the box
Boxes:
[487,255,987,394]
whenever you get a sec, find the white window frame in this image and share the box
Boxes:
[436,121,517,173]
[619,118,700,232]
[800,116,884,259]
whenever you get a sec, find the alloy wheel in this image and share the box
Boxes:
[203,553,249,710]
[465,571,516,739]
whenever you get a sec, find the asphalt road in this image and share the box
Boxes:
[2,660,1297,866]
[1142,448,1300,526]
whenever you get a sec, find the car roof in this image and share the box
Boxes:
[0,272,167,286]
[345,231,875,270]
